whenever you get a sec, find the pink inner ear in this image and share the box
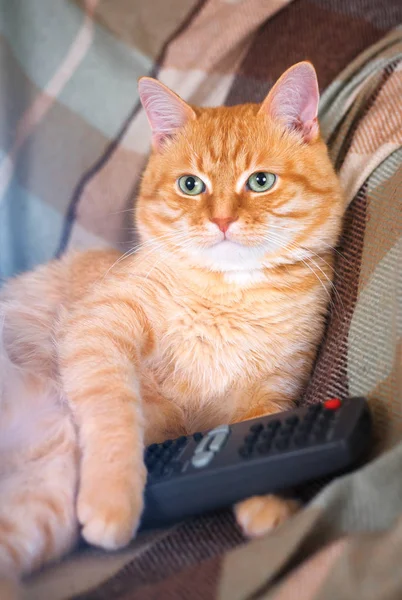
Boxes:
[138,78,195,148]
[260,62,320,143]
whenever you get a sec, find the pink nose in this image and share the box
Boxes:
[211,217,236,233]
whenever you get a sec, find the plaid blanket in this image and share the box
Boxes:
[1,1,401,599]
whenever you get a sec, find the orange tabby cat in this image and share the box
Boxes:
[0,62,344,595]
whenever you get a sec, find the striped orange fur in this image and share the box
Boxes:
[0,63,344,594]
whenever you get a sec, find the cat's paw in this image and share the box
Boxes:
[234,495,300,538]
[77,471,145,550]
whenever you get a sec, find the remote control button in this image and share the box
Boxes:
[324,398,342,410]
[313,420,330,432]
[308,404,321,413]
[209,431,228,452]
[152,463,164,478]
[194,435,211,455]
[239,446,253,459]
[191,450,214,468]
[147,443,158,452]
[279,426,293,436]
[161,465,174,478]
[152,447,163,459]
[275,438,289,451]
[322,409,336,420]
[256,442,271,454]
[176,436,188,446]
[163,440,173,448]
[303,413,317,425]
[261,430,274,441]
[267,420,280,431]
[311,431,328,443]
[285,416,299,426]
[317,414,330,425]
[209,424,230,435]
[193,432,203,442]
[145,456,157,469]
[297,421,313,433]
[244,433,257,445]
[161,449,174,463]
[249,423,263,433]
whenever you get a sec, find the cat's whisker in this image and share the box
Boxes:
[112,231,191,283]
[298,258,336,308]
[108,207,137,216]
[304,254,343,306]
[282,239,340,282]
[100,231,191,282]
[321,243,354,267]
[261,232,339,315]
[260,225,346,277]
[99,246,142,281]
[143,238,194,280]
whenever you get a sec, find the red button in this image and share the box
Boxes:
[324,398,342,410]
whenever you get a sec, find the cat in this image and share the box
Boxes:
[0,62,344,596]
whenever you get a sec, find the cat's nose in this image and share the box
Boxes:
[211,217,237,233]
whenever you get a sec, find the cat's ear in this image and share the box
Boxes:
[259,62,320,143]
[138,77,196,149]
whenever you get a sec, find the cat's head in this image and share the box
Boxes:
[136,62,344,276]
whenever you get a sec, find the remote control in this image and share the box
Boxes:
[140,397,371,529]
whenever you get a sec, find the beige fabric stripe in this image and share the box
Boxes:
[312,515,402,600]
[163,0,292,73]
[218,509,322,600]
[358,160,402,291]
[268,539,347,600]
[73,0,201,60]
[339,65,402,199]
[348,239,402,441]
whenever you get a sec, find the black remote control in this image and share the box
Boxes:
[140,397,371,529]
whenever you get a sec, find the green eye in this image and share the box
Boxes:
[178,175,206,196]
[247,172,276,193]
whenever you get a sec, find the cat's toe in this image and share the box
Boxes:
[234,495,299,538]
[77,480,144,550]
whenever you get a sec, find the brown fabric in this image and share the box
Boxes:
[74,512,243,599]
[226,0,402,105]
[127,556,222,600]
[303,187,368,407]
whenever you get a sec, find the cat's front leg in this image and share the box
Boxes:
[59,296,154,550]
[231,376,305,538]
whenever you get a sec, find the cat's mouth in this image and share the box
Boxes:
[211,238,243,247]
[188,239,269,273]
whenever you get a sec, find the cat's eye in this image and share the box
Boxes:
[247,172,276,193]
[178,175,206,196]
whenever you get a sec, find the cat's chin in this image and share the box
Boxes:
[188,240,268,273]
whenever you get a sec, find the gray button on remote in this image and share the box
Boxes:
[208,424,230,435]
[191,451,214,468]
[209,431,228,452]
[194,435,211,455]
